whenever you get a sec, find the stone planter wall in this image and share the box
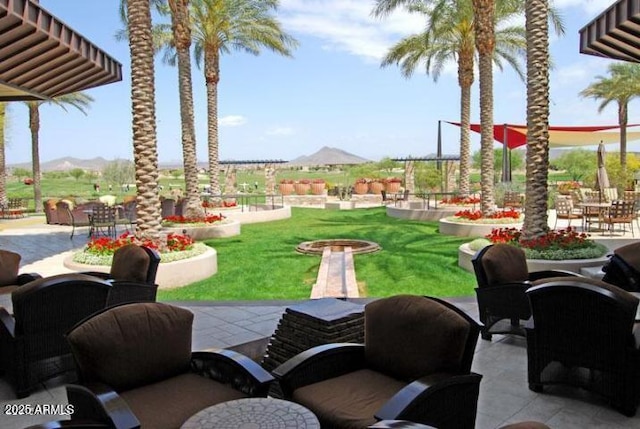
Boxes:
[439,218,523,238]
[457,243,609,275]
[163,220,241,240]
[64,247,218,289]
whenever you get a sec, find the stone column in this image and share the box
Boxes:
[404,160,415,193]
[224,165,237,194]
[265,164,276,194]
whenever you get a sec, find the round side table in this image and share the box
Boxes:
[181,397,320,429]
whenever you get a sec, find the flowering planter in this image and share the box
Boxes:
[162,220,240,240]
[457,243,608,275]
[368,182,384,195]
[385,182,401,193]
[294,183,310,195]
[64,247,218,290]
[353,183,368,194]
[310,183,326,195]
[439,218,523,237]
[279,183,294,196]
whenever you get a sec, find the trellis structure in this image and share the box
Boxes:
[219,160,287,194]
[391,155,461,193]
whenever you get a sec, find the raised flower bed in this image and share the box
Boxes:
[439,208,523,237]
[64,232,218,289]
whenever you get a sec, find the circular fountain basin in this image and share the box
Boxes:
[296,239,381,255]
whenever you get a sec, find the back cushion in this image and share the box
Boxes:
[483,244,529,284]
[0,250,21,286]
[365,295,470,380]
[615,242,640,272]
[110,244,150,283]
[66,303,193,391]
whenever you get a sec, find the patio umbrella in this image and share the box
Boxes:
[595,141,610,201]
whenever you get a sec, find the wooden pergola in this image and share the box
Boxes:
[391,155,461,193]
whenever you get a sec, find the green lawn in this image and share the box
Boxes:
[158,207,478,301]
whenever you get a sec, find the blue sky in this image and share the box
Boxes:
[5,0,639,165]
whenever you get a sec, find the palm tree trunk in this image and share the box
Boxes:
[169,0,202,218]
[473,0,495,214]
[619,102,627,169]
[522,0,550,241]
[127,0,161,240]
[29,104,43,213]
[0,104,6,207]
[458,49,474,197]
[204,49,221,196]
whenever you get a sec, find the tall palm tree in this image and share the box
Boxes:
[165,0,202,217]
[376,0,526,197]
[190,0,298,195]
[521,0,550,240]
[127,0,162,239]
[24,93,93,213]
[579,62,640,170]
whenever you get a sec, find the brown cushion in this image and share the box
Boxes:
[531,276,638,310]
[110,244,150,283]
[0,250,21,286]
[364,295,470,379]
[120,372,246,429]
[483,244,529,284]
[614,242,640,271]
[292,369,406,429]
[66,302,193,391]
[499,423,550,429]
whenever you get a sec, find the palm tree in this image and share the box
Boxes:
[24,93,93,214]
[579,62,640,170]
[127,0,162,239]
[190,0,298,195]
[376,0,526,197]
[165,0,202,217]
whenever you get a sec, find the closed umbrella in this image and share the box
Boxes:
[596,141,610,202]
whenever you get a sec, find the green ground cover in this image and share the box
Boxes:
[157,207,477,301]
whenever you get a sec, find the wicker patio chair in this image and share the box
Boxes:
[525,278,640,416]
[0,273,111,398]
[0,249,41,296]
[79,244,160,306]
[273,295,483,429]
[602,242,640,292]
[472,244,580,341]
[56,302,274,429]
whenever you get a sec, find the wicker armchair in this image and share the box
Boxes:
[525,278,640,416]
[0,274,111,398]
[273,295,482,429]
[57,302,274,429]
[472,244,580,341]
[602,242,640,292]
[79,244,160,306]
[0,249,41,296]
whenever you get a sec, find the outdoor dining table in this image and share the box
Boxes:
[578,201,611,233]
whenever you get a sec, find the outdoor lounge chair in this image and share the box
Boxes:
[0,249,41,296]
[525,277,640,416]
[472,244,580,340]
[0,273,111,398]
[273,295,482,429]
[79,244,160,305]
[602,242,640,292]
[57,302,274,429]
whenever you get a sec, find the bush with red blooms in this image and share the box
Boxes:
[163,213,226,224]
[441,196,480,205]
[454,208,520,221]
[85,232,194,256]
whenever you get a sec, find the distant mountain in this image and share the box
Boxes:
[288,146,370,165]
[8,157,116,172]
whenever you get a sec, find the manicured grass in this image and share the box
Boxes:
[157,207,477,301]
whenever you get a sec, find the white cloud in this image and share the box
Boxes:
[280,0,425,62]
[219,115,247,127]
[266,126,295,136]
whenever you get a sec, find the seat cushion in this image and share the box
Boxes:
[120,372,247,429]
[292,368,406,429]
[483,244,529,284]
[110,244,150,283]
[67,303,193,391]
[0,250,20,286]
[365,295,470,379]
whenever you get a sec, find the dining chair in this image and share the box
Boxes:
[553,197,582,229]
[600,200,635,236]
[90,205,117,239]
